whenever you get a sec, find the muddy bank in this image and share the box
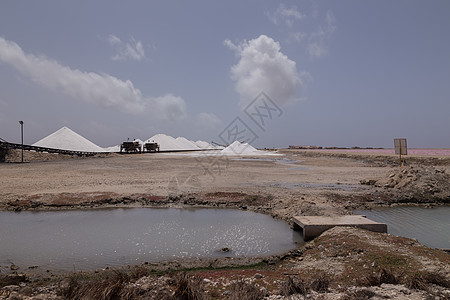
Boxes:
[1,149,450,223]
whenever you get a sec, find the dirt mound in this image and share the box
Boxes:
[378,166,450,202]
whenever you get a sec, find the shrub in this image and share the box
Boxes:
[229,280,266,300]
[59,270,138,300]
[310,272,331,293]
[280,276,309,297]
[360,268,399,286]
[172,272,206,300]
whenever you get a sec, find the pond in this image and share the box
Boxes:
[0,208,302,272]
[354,206,450,249]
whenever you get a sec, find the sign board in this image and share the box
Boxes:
[394,138,407,155]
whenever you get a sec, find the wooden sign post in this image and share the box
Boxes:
[394,138,407,167]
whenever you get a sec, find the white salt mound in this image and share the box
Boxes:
[220,141,259,155]
[145,134,184,151]
[33,126,105,152]
[175,137,200,150]
[145,134,214,151]
[104,145,120,152]
[195,140,214,149]
[105,134,222,152]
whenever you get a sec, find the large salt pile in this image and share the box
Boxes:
[175,137,200,150]
[195,140,215,149]
[33,127,105,152]
[104,145,120,152]
[145,134,184,151]
[105,134,218,152]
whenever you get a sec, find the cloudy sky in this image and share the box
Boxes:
[1,1,449,148]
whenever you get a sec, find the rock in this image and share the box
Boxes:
[6,273,27,283]
[2,285,20,292]
[10,264,19,270]
[360,179,377,185]
[371,261,377,267]
[318,244,324,251]
[254,273,264,279]
[219,247,230,253]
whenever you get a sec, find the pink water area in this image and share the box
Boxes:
[311,149,450,156]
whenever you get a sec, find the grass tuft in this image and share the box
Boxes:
[310,272,331,293]
[280,276,309,297]
[405,271,450,291]
[172,272,206,300]
[59,269,139,300]
[0,274,28,289]
[360,268,400,286]
[229,279,267,300]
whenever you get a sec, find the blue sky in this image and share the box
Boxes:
[1,1,449,148]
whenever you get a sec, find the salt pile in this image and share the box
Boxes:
[143,134,213,151]
[175,137,200,150]
[195,140,215,149]
[104,145,120,152]
[33,126,105,152]
[104,134,216,152]
[145,134,182,151]
[220,141,259,155]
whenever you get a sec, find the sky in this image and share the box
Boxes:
[0,1,449,148]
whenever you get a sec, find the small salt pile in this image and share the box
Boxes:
[220,141,259,155]
[195,140,214,149]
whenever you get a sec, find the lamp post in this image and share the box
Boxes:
[19,121,23,163]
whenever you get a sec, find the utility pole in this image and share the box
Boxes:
[19,121,23,163]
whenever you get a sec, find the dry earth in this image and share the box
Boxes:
[0,149,449,299]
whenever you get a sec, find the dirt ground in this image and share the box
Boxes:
[1,149,449,299]
[1,149,449,219]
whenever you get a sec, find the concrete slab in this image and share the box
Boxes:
[292,215,387,240]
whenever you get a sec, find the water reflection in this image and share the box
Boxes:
[0,208,302,271]
[355,206,450,249]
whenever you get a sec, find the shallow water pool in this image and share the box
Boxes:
[0,208,302,272]
[355,206,450,249]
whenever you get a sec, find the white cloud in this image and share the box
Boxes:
[0,37,189,121]
[307,11,336,58]
[0,37,146,114]
[108,34,146,61]
[290,32,308,43]
[151,94,187,122]
[267,4,305,27]
[266,4,337,58]
[225,35,308,106]
[196,112,222,129]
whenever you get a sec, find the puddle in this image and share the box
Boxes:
[231,157,309,170]
[0,208,302,272]
[355,206,450,249]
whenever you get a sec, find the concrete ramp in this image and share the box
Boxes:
[292,215,387,240]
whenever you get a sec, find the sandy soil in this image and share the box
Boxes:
[1,149,449,299]
[1,149,449,219]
